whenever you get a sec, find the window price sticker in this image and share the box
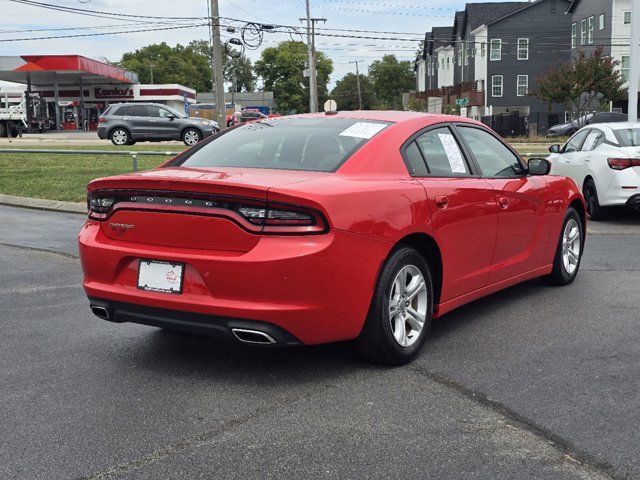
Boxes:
[339,122,387,139]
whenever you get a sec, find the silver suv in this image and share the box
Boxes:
[97,103,219,146]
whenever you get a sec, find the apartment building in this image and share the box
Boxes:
[567,0,635,111]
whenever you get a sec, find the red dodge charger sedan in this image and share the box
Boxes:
[79,111,586,365]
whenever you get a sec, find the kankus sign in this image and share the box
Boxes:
[94,86,134,99]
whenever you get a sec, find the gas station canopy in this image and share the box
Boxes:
[0,55,138,86]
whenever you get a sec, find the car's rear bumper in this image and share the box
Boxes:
[87,297,302,345]
[78,221,390,345]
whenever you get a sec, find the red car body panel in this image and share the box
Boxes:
[79,111,585,345]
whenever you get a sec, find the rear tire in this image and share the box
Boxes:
[583,178,609,221]
[542,207,584,286]
[356,247,433,366]
[110,128,130,146]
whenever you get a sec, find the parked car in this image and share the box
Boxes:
[97,103,219,146]
[547,112,627,137]
[548,122,640,219]
[80,111,585,365]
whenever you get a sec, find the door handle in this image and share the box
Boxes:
[434,195,449,209]
[498,196,509,209]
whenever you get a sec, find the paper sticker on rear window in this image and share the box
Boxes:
[437,133,467,173]
[339,122,387,139]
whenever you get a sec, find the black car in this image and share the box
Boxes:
[547,112,627,137]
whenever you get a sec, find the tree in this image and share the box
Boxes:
[330,73,376,110]
[368,54,416,109]
[118,42,212,92]
[533,47,625,123]
[118,40,256,93]
[254,41,333,113]
[188,40,255,92]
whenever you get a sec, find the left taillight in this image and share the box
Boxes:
[607,158,640,170]
[87,195,115,220]
[98,117,106,123]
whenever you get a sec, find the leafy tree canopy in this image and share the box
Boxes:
[534,47,625,118]
[330,73,376,110]
[254,41,333,113]
[368,54,415,109]
[118,40,255,93]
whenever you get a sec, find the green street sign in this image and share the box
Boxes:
[456,98,469,107]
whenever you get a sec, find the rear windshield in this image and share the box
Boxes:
[176,117,391,172]
[613,128,640,147]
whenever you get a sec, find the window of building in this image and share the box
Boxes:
[490,39,501,61]
[464,43,469,65]
[480,42,486,57]
[624,11,631,24]
[581,18,587,44]
[517,75,529,96]
[571,23,577,48]
[621,55,630,82]
[588,16,594,43]
[492,75,503,97]
[517,38,529,60]
[599,13,605,30]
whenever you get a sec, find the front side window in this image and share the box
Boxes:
[581,19,587,44]
[457,126,524,177]
[492,75,503,97]
[621,55,630,82]
[571,23,577,48]
[517,38,529,60]
[176,117,390,173]
[588,16,594,43]
[414,127,470,176]
[599,13,605,30]
[490,39,501,61]
[517,75,529,96]
[564,129,590,153]
[624,11,631,24]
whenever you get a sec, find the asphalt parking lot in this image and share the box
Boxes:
[1,204,639,480]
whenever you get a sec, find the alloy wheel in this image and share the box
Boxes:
[561,218,581,275]
[389,264,428,347]
[112,129,128,145]
[184,130,200,146]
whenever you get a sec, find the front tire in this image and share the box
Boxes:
[182,127,202,146]
[110,128,130,146]
[543,207,584,286]
[356,247,433,366]
[583,178,609,221]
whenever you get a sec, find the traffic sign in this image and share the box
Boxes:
[456,98,469,107]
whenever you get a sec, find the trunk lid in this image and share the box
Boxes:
[89,167,330,251]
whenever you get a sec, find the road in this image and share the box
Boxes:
[1,204,639,479]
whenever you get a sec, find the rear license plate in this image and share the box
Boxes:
[137,260,184,294]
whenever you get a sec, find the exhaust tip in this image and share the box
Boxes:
[90,305,110,320]
[231,328,277,345]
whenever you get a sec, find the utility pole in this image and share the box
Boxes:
[349,60,364,110]
[628,1,640,121]
[301,3,325,113]
[210,0,227,129]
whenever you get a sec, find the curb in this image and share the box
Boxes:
[0,194,85,214]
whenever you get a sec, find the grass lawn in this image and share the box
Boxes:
[0,141,558,203]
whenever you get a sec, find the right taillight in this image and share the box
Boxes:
[608,158,640,170]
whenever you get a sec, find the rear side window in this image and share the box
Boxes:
[457,126,524,177]
[414,127,470,176]
[613,128,640,146]
[177,117,391,172]
[404,141,429,176]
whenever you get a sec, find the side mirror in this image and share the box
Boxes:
[528,158,551,176]
[168,115,176,121]
[548,144,560,153]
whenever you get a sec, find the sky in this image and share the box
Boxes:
[0,0,517,90]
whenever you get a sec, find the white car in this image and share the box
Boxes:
[548,122,640,220]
